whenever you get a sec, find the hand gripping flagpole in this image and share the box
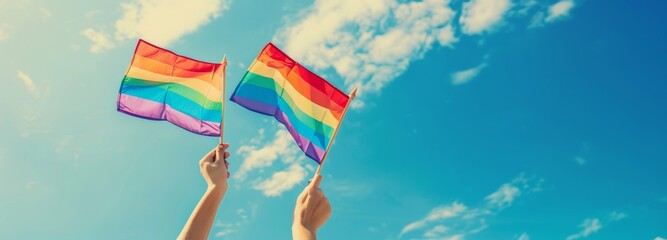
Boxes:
[314,86,358,176]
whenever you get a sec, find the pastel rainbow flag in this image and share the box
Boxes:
[117,39,225,136]
[230,43,351,163]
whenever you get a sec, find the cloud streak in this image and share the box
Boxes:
[545,0,575,23]
[565,218,601,240]
[451,62,486,85]
[565,211,627,240]
[81,28,115,53]
[17,71,39,97]
[399,174,542,239]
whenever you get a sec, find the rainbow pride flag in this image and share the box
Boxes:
[117,39,225,136]
[230,43,351,163]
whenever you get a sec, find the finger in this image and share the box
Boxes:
[224,151,230,159]
[200,148,216,165]
[308,174,323,189]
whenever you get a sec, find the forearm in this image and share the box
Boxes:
[292,224,317,240]
[178,187,226,240]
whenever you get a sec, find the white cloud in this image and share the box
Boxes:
[234,129,298,180]
[114,0,230,46]
[276,0,457,107]
[234,128,312,196]
[459,0,512,34]
[545,0,575,23]
[424,225,449,238]
[518,232,530,240]
[485,183,521,208]
[574,156,586,166]
[399,174,541,239]
[17,70,38,97]
[515,0,538,16]
[400,202,467,236]
[656,237,666,240]
[81,28,115,53]
[608,211,627,221]
[566,218,602,240]
[253,163,308,197]
[451,62,486,85]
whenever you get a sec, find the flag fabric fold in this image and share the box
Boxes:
[230,43,351,163]
[117,39,224,136]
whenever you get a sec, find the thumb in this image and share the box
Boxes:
[214,143,228,162]
[309,174,323,189]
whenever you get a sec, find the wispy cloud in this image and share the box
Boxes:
[114,0,230,46]
[451,62,487,85]
[235,129,300,180]
[17,70,39,97]
[275,0,457,107]
[518,232,530,240]
[608,211,628,222]
[545,0,575,23]
[529,0,576,28]
[81,28,115,53]
[399,174,542,239]
[574,156,586,166]
[656,237,666,240]
[400,202,468,236]
[565,210,627,240]
[215,207,252,238]
[253,163,308,196]
[565,218,601,240]
[234,128,312,196]
[459,0,512,34]
[485,182,521,208]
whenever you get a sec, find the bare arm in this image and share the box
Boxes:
[293,174,331,240]
[178,144,231,240]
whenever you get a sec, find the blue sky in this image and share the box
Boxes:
[1,0,665,239]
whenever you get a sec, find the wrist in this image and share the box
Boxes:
[292,224,317,239]
[206,184,227,196]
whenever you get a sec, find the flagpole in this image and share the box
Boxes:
[315,86,358,176]
[219,55,228,145]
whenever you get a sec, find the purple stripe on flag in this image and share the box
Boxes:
[118,94,220,136]
[231,95,325,162]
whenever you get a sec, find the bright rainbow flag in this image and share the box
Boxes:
[230,43,351,163]
[117,39,225,136]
